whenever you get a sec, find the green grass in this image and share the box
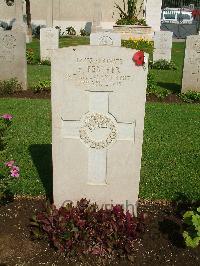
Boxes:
[1,37,197,201]
[151,42,186,95]
[0,99,51,196]
[0,99,200,201]
[27,37,90,87]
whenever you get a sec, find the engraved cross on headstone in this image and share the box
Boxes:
[61,92,135,185]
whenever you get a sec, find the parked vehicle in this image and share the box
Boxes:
[161,8,194,24]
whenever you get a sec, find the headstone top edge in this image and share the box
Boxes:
[51,45,149,55]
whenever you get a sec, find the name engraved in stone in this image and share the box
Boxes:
[0,51,14,62]
[66,57,132,88]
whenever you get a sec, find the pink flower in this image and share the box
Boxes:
[11,165,20,172]
[5,160,15,168]
[1,114,13,120]
[10,169,20,178]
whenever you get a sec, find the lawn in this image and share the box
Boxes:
[27,37,185,95]
[0,99,199,201]
[1,37,199,202]
[27,37,89,87]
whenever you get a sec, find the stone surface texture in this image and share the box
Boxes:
[0,27,27,89]
[40,27,59,61]
[90,32,121,46]
[153,31,173,62]
[182,35,200,92]
[51,46,148,214]
[113,25,153,41]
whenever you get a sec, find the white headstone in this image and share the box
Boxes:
[40,28,59,61]
[90,32,121,47]
[13,0,32,44]
[52,46,148,214]
[182,35,200,93]
[15,0,23,24]
[0,27,27,89]
[153,31,173,62]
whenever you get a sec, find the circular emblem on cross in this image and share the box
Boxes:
[79,112,117,149]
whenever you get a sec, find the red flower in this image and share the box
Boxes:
[133,51,145,66]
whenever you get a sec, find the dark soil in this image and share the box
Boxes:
[0,199,200,266]
[0,91,191,104]
[147,93,184,104]
[0,91,51,100]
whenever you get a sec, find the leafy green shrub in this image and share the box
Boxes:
[0,114,12,151]
[0,21,12,30]
[32,80,51,93]
[26,48,35,64]
[115,0,147,26]
[179,91,200,103]
[0,160,20,205]
[116,17,147,26]
[122,38,153,55]
[80,28,90,36]
[40,60,51,66]
[148,86,170,99]
[147,72,156,92]
[183,207,200,248]
[0,114,20,205]
[30,199,146,256]
[0,119,7,151]
[146,73,170,99]
[32,25,41,38]
[66,26,76,36]
[149,60,177,70]
[26,48,40,65]
[0,78,22,95]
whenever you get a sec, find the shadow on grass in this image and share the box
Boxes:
[29,144,53,202]
[157,82,181,94]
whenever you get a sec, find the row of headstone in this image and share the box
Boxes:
[14,0,32,43]
[52,31,148,215]
[153,31,200,92]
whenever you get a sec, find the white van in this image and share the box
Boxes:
[161,8,194,24]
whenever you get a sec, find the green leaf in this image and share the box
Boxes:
[183,211,194,220]
[30,221,39,227]
[183,231,200,248]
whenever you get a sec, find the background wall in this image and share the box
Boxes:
[145,0,162,32]
[0,0,161,34]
